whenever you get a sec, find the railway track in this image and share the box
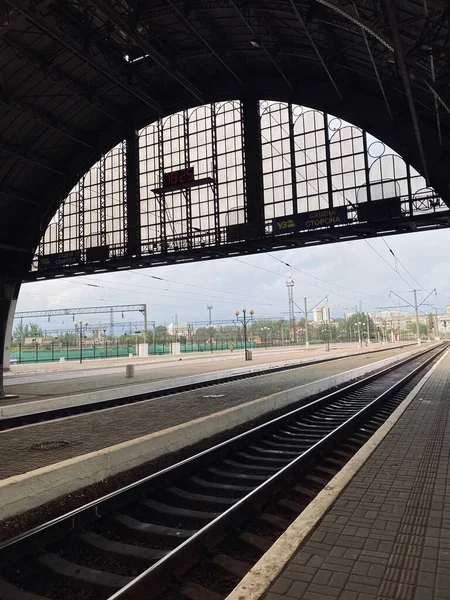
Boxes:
[0,344,414,432]
[0,343,444,600]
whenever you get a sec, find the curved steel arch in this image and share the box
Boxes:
[28,97,448,283]
[0,0,449,281]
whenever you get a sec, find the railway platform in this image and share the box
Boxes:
[0,344,420,525]
[2,342,414,407]
[229,347,450,600]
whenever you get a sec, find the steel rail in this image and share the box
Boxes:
[108,343,445,599]
[0,343,443,586]
[0,344,415,432]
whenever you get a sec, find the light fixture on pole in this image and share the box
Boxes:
[74,321,89,364]
[356,321,362,349]
[235,309,254,360]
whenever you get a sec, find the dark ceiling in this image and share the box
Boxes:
[0,0,449,276]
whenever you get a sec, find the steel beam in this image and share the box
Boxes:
[0,95,93,149]
[125,129,141,257]
[166,0,244,86]
[289,0,342,99]
[15,304,146,318]
[0,187,41,205]
[5,34,125,125]
[229,0,293,90]
[351,2,393,120]
[0,140,64,175]
[3,0,165,115]
[384,0,430,185]
[88,0,204,103]
[242,96,265,238]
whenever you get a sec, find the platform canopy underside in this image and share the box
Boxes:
[0,0,449,278]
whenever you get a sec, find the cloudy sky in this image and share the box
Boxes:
[16,227,449,333]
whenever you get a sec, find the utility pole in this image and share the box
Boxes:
[366,314,371,344]
[356,320,362,349]
[388,288,436,347]
[304,297,309,349]
[207,305,213,353]
[286,278,296,344]
[434,310,440,341]
[413,289,422,347]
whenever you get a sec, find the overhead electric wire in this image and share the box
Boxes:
[26,278,287,310]
[363,239,416,289]
[380,237,423,289]
[233,257,376,306]
[267,252,387,300]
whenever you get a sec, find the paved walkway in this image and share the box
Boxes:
[2,343,410,405]
[0,347,414,481]
[262,349,450,600]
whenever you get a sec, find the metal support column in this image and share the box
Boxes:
[288,103,298,214]
[184,109,193,250]
[78,175,85,260]
[211,102,221,243]
[0,278,20,398]
[242,96,264,237]
[99,153,107,247]
[125,128,141,256]
[323,113,335,210]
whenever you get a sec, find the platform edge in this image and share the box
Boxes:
[224,347,449,600]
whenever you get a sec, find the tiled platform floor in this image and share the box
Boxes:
[0,348,412,480]
[263,349,450,600]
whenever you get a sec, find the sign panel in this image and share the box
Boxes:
[38,250,81,271]
[163,166,195,188]
[86,246,109,263]
[272,206,348,235]
[356,197,402,222]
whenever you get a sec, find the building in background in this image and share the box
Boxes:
[313,306,331,323]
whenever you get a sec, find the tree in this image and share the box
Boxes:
[408,322,428,337]
[12,322,26,343]
[13,322,43,343]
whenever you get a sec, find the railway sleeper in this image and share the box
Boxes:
[37,553,133,594]
[209,553,251,579]
[181,582,223,600]
[141,499,220,522]
[188,476,254,495]
[113,514,196,544]
[0,578,50,600]
[166,487,236,509]
[77,531,166,564]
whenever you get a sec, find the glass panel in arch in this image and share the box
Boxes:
[260,101,293,220]
[104,144,125,250]
[139,122,160,249]
[328,120,366,209]
[216,101,245,229]
[293,107,328,212]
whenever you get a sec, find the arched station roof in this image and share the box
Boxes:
[0,0,449,276]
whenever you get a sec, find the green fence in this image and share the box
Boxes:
[10,340,258,364]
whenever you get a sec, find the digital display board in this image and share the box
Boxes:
[163,167,195,188]
[273,206,348,234]
[356,197,402,222]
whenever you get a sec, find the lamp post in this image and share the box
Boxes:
[261,326,270,349]
[235,309,254,360]
[356,321,362,349]
[135,331,141,357]
[325,320,330,352]
[74,321,89,364]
